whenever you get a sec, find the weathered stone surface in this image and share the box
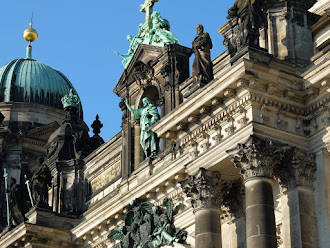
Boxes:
[245,178,277,248]
[180,168,231,210]
[227,135,289,179]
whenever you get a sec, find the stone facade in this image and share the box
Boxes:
[0,1,329,248]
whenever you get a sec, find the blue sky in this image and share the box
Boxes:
[0,0,235,141]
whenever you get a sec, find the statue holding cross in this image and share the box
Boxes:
[140,0,159,22]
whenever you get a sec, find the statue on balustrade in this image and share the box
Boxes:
[192,24,214,84]
[124,97,160,158]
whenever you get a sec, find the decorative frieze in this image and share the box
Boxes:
[188,140,198,160]
[224,88,236,98]
[277,109,288,131]
[249,79,259,88]
[237,107,248,127]
[237,79,249,89]
[296,114,317,136]
[212,125,222,145]
[267,84,277,94]
[259,104,270,124]
[180,168,232,210]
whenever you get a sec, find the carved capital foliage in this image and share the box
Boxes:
[227,136,317,189]
[226,135,289,179]
[180,168,232,210]
[273,148,316,189]
[222,179,245,220]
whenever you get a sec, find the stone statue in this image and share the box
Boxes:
[31,157,52,209]
[143,11,179,46]
[9,177,28,226]
[192,24,214,84]
[124,97,160,158]
[227,0,263,49]
[108,198,187,248]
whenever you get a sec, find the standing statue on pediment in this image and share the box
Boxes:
[192,24,214,84]
[124,97,160,158]
[227,0,263,49]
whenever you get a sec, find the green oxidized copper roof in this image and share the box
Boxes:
[0,47,83,118]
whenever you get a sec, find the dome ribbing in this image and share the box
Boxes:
[0,57,83,118]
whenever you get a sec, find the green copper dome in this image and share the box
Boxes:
[0,47,82,118]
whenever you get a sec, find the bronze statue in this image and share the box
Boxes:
[192,24,214,84]
[108,198,187,248]
[124,97,160,158]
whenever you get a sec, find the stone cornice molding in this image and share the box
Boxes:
[180,168,232,211]
[178,93,251,148]
[226,135,290,179]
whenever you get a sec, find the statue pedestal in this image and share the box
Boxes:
[180,77,206,99]
[25,207,80,230]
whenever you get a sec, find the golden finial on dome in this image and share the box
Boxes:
[23,13,38,43]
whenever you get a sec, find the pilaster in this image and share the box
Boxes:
[273,148,318,248]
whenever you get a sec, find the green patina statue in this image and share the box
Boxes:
[143,11,179,47]
[124,97,160,158]
[113,25,144,68]
[108,198,187,248]
[113,0,179,68]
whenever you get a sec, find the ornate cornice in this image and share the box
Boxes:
[179,168,232,210]
[226,135,290,179]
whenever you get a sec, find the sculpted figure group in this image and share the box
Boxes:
[108,198,187,248]
[114,11,179,68]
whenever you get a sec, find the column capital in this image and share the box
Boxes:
[227,135,289,180]
[273,148,316,189]
[222,179,245,220]
[180,168,231,210]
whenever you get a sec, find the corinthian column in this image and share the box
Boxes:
[180,168,231,248]
[227,135,288,248]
